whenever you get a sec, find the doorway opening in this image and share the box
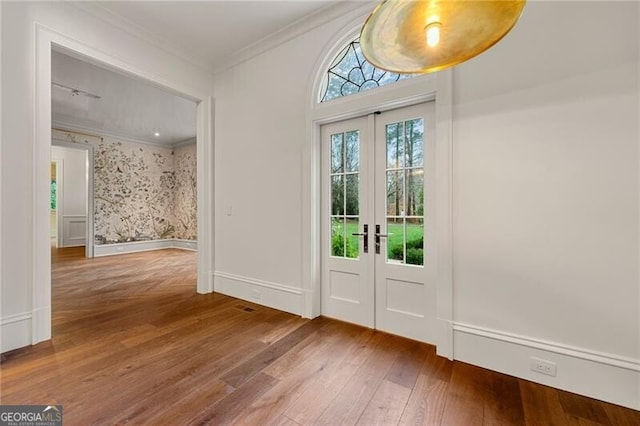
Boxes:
[50,142,91,257]
[50,161,58,248]
[33,24,214,345]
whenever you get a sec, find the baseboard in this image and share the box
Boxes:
[453,322,640,410]
[172,239,197,251]
[213,271,303,316]
[1,313,32,353]
[94,239,197,256]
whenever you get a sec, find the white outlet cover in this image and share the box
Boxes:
[530,356,557,377]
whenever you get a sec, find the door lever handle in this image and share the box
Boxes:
[351,224,368,253]
[375,225,390,254]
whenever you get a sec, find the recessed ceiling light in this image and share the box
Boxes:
[154,132,160,137]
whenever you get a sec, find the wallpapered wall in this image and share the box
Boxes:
[52,129,197,242]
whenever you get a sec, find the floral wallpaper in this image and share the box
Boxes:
[173,144,197,239]
[52,129,197,244]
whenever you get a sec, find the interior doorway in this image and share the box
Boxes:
[321,101,437,343]
[50,161,59,247]
[50,141,92,257]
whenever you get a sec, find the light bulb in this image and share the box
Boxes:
[425,22,441,48]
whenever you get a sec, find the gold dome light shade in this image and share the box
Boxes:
[360,0,526,74]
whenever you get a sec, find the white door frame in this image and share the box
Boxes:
[51,140,94,258]
[33,25,215,345]
[302,22,454,358]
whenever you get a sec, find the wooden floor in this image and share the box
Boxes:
[1,247,638,425]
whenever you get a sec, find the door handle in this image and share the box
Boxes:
[375,225,390,254]
[351,224,368,253]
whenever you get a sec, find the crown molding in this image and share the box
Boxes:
[65,1,377,78]
[173,137,197,148]
[66,2,215,75]
[52,120,192,150]
[213,1,377,75]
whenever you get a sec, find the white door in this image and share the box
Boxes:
[321,102,436,343]
[321,116,374,328]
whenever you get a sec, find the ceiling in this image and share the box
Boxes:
[90,1,343,72]
[52,50,197,146]
[54,1,358,145]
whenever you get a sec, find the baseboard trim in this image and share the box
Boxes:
[453,322,640,410]
[213,271,303,316]
[94,239,197,256]
[1,313,32,353]
[454,323,640,372]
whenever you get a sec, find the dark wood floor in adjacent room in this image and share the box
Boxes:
[1,247,637,425]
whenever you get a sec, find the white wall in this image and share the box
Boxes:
[214,18,349,297]
[0,1,213,353]
[453,0,637,360]
[450,1,639,409]
[51,146,87,247]
[214,1,639,409]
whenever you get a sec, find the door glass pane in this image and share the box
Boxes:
[345,131,360,172]
[386,170,404,216]
[386,117,425,267]
[331,175,344,215]
[345,217,360,259]
[405,169,424,217]
[331,133,344,173]
[387,218,404,264]
[345,174,359,215]
[331,217,345,257]
[386,122,404,169]
[329,127,359,259]
[406,217,424,265]
[404,118,424,168]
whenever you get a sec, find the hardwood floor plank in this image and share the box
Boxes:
[283,325,375,425]
[230,324,353,425]
[440,362,486,426]
[190,372,279,425]
[221,316,328,388]
[314,332,404,425]
[1,247,637,425]
[483,371,525,425]
[520,380,568,426]
[558,390,613,425]
[357,379,412,425]
[399,375,448,425]
[270,414,302,426]
[385,340,429,390]
[601,402,640,426]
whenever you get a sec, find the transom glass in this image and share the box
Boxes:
[320,38,413,103]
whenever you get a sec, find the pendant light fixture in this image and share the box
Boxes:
[360,0,526,74]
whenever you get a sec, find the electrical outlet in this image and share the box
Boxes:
[530,357,557,377]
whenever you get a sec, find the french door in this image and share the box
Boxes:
[321,102,437,343]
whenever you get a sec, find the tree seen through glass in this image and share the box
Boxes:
[386,119,425,266]
[331,130,360,258]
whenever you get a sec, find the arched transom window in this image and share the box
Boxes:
[319,38,413,103]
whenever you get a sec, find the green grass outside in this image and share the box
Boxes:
[335,219,423,264]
